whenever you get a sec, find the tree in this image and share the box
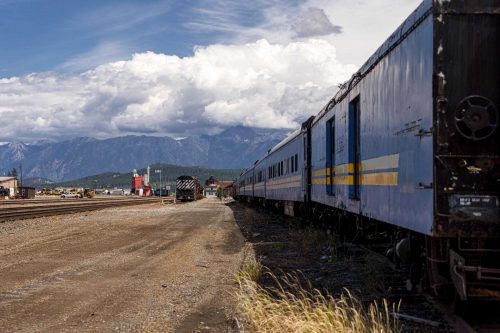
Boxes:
[11,168,17,178]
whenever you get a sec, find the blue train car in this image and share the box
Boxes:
[237,168,254,199]
[309,0,434,235]
[253,158,266,200]
[311,0,499,300]
[264,129,304,211]
[236,0,500,301]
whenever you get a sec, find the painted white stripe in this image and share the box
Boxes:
[361,154,399,172]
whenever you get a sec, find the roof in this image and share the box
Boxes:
[267,128,302,155]
[0,177,16,181]
[218,181,234,188]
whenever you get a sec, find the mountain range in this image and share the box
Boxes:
[0,126,288,182]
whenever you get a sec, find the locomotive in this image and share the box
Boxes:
[236,0,499,301]
[176,175,203,201]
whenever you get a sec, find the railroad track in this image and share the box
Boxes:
[0,198,162,222]
[352,243,500,333]
[0,197,137,205]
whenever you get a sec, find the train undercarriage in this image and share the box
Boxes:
[237,195,500,304]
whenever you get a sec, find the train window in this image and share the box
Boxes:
[290,156,294,173]
[294,154,298,172]
[280,161,284,177]
[326,117,335,196]
[349,96,361,200]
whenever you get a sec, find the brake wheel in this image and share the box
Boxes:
[455,95,498,141]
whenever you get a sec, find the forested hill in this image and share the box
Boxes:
[31,164,243,189]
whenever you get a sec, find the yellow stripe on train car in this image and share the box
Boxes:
[311,172,398,186]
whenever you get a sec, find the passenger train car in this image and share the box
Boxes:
[235,0,499,301]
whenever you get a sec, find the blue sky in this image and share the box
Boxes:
[0,0,422,142]
[0,0,208,75]
[0,0,304,76]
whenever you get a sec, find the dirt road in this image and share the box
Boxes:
[0,198,245,332]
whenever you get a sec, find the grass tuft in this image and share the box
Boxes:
[289,227,337,255]
[236,271,399,333]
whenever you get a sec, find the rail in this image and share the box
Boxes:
[0,197,162,222]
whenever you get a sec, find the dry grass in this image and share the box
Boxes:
[238,245,263,283]
[236,271,399,333]
[289,227,337,255]
[239,257,263,283]
[244,207,257,222]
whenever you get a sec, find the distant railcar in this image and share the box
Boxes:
[236,0,499,302]
[176,176,203,201]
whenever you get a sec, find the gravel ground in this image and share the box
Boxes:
[0,198,245,333]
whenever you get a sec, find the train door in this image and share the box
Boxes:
[302,117,314,205]
[326,116,335,195]
[252,168,255,198]
[348,96,361,200]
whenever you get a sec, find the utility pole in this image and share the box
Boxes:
[19,162,23,195]
[155,169,161,196]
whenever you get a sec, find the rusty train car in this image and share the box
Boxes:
[235,0,499,301]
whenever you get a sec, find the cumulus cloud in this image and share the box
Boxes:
[292,8,342,38]
[0,39,356,142]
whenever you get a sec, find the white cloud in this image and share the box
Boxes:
[292,7,342,38]
[295,0,423,66]
[0,39,356,142]
[59,41,132,72]
[186,0,422,67]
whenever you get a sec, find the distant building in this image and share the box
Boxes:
[204,175,219,197]
[218,181,234,197]
[0,177,18,197]
[19,186,36,199]
[205,176,218,186]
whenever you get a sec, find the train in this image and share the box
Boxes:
[176,175,203,201]
[235,0,499,302]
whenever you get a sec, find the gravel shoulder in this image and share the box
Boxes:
[0,198,245,332]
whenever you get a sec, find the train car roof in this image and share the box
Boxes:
[312,0,432,126]
[267,128,302,155]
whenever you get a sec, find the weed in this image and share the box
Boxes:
[244,207,256,221]
[289,227,337,255]
[236,271,399,333]
[238,245,263,283]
